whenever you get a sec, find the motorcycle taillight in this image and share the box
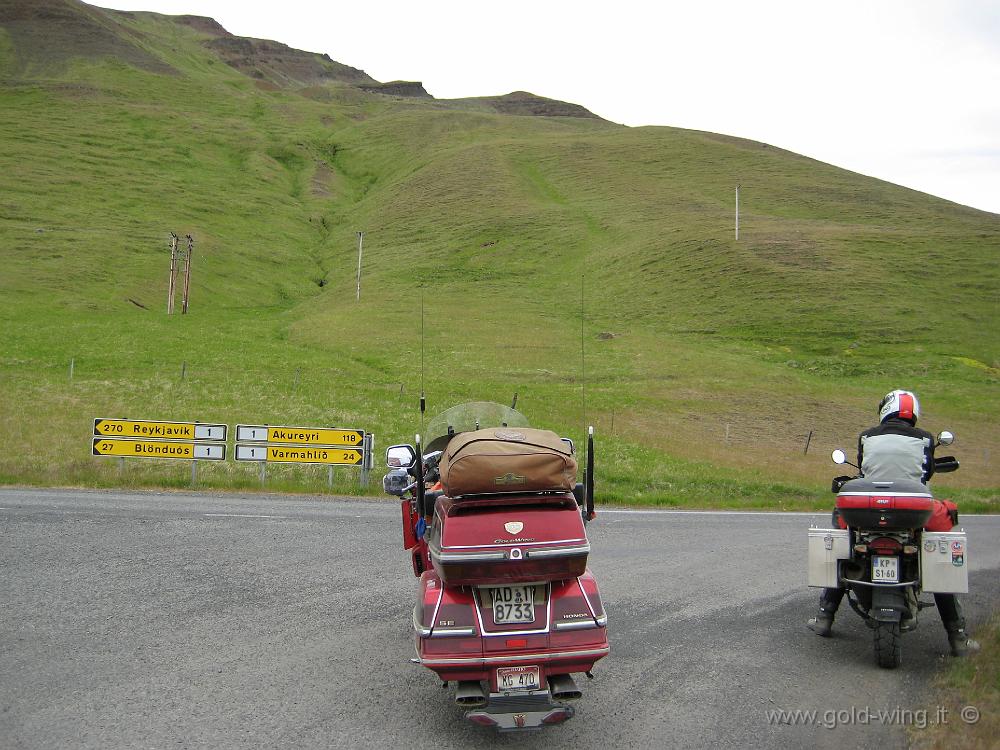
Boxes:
[467,714,498,727]
[542,707,573,725]
[869,537,903,555]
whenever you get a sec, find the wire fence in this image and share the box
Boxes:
[1,357,996,488]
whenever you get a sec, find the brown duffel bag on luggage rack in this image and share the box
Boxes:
[440,427,577,497]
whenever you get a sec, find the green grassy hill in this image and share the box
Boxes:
[1,0,998,509]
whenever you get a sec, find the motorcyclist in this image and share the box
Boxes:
[807,389,980,656]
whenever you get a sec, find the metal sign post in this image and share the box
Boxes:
[360,433,375,487]
[735,185,740,241]
[356,231,364,301]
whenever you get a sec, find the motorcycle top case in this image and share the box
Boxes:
[835,478,934,530]
[439,427,577,498]
[426,495,590,585]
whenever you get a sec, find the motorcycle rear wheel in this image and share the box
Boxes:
[873,621,902,669]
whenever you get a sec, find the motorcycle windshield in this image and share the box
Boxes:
[424,401,530,454]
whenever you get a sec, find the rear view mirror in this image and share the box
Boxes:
[386,444,416,469]
[831,449,848,465]
[937,431,954,446]
[383,468,412,496]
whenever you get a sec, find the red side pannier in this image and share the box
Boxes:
[924,499,959,531]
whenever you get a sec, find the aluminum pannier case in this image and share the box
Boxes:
[807,527,850,588]
[920,530,968,593]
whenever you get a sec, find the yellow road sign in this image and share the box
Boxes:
[94,419,227,441]
[235,424,364,446]
[234,444,364,465]
[92,438,226,460]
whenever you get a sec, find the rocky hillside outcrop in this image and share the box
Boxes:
[473,91,601,119]
[358,81,431,98]
[0,0,603,116]
[0,0,175,75]
[205,36,376,88]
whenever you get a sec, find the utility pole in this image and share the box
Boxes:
[181,234,193,314]
[735,185,740,241]
[167,232,179,314]
[356,231,364,301]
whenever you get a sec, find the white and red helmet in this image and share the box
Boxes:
[878,389,921,423]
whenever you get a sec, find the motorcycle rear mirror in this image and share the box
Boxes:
[937,430,954,446]
[831,449,848,465]
[386,444,417,469]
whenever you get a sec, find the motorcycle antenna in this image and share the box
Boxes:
[580,272,595,521]
[420,293,426,435]
[581,273,586,443]
[585,426,595,521]
[414,433,426,519]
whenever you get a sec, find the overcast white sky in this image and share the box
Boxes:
[96,0,1000,214]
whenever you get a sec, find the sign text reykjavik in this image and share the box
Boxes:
[92,418,227,461]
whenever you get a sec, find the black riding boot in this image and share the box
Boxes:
[936,594,981,657]
[808,588,845,637]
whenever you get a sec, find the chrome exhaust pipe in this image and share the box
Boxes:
[455,680,487,707]
[548,673,582,700]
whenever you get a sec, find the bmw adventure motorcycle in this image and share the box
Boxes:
[807,432,967,668]
[383,402,609,731]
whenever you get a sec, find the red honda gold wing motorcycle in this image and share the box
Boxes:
[383,402,609,731]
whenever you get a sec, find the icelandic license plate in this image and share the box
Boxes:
[497,665,540,692]
[484,585,536,624]
[872,555,899,583]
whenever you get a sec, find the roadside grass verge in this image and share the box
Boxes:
[1,12,997,507]
[912,612,1000,750]
[1,305,996,510]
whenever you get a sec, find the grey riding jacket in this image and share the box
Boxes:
[857,417,935,484]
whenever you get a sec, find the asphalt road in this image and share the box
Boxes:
[1,488,997,749]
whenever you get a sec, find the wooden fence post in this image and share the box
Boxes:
[181,234,193,314]
[167,232,179,314]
